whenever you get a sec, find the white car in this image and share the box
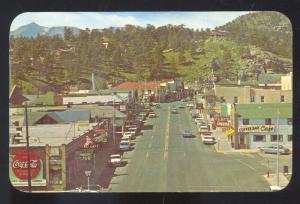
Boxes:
[269,185,283,192]
[149,112,156,118]
[128,127,138,136]
[194,117,204,124]
[201,134,215,145]
[186,103,194,108]
[198,125,210,133]
[108,154,123,166]
[121,137,131,145]
[123,131,132,138]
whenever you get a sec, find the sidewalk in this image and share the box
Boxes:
[263,173,290,188]
[212,127,234,153]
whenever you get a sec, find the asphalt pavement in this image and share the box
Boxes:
[102,101,290,192]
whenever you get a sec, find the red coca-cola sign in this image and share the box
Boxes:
[11,150,41,180]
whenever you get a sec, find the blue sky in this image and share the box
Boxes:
[11,12,249,31]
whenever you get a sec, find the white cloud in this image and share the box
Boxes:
[10,12,249,31]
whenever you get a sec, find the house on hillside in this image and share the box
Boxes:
[9,85,29,107]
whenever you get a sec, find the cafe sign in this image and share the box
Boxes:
[238,125,275,133]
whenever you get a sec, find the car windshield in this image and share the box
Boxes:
[120,141,129,145]
[111,155,120,159]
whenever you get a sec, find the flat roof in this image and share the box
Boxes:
[235,103,292,119]
[9,124,92,147]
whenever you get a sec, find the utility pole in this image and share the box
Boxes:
[24,102,32,192]
[276,109,280,186]
[113,94,116,145]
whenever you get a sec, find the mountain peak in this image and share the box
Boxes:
[27,22,41,27]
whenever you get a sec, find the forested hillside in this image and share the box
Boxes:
[10,11,292,94]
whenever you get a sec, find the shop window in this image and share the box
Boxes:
[280,95,285,103]
[288,135,292,141]
[233,96,238,104]
[288,118,292,125]
[270,135,283,142]
[49,169,62,185]
[265,118,271,125]
[243,119,249,125]
[253,135,266,142]
[261,96,264,103]
[250,96,255,103]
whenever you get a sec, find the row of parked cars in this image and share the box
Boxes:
[108,104,157,167]
[191,109,216,145]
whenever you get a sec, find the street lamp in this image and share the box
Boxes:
[85,170,92,191]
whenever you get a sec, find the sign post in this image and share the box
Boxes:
[84,170,92,191]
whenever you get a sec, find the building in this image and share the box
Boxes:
[231,103,292,150]
[9,85,29,107]
[23,110,91,126]
[111,81,160,102]
[214,85,292,105]
[62,94,124,105]
[281,72,293,91]
[9,124,97,191]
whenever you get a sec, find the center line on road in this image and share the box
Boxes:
[146,152,149,158]
[164,106,170,160]
[236,159,257,171]
[148,143,152,148]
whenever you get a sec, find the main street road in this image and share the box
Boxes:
[108,102,273,192]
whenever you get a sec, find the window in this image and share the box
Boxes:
[280,95,285,103]
[261,96,264,103]
[253,135,266,142]
[271,135,283,142]
[250,96,255,103]
[220,96,225,103]
[288,135,292,141]
[49,169,62,185]
[288,118,292,125]
[243,119,249,125]
[234,96,238,103]
[265,118,271,125]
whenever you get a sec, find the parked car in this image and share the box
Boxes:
[119,140,131,151]
[201,132,215,145]
[186,103,194,108]
[149,112,156,118]
[121,136,131,144]
[108,154,123,167]
[72,185,109,192]
[182,129,193,138]
[198,125,210,133]
[269,185,283,192]
[155,104,160,108]
[194,117,204,124]
[259,145,290,154]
